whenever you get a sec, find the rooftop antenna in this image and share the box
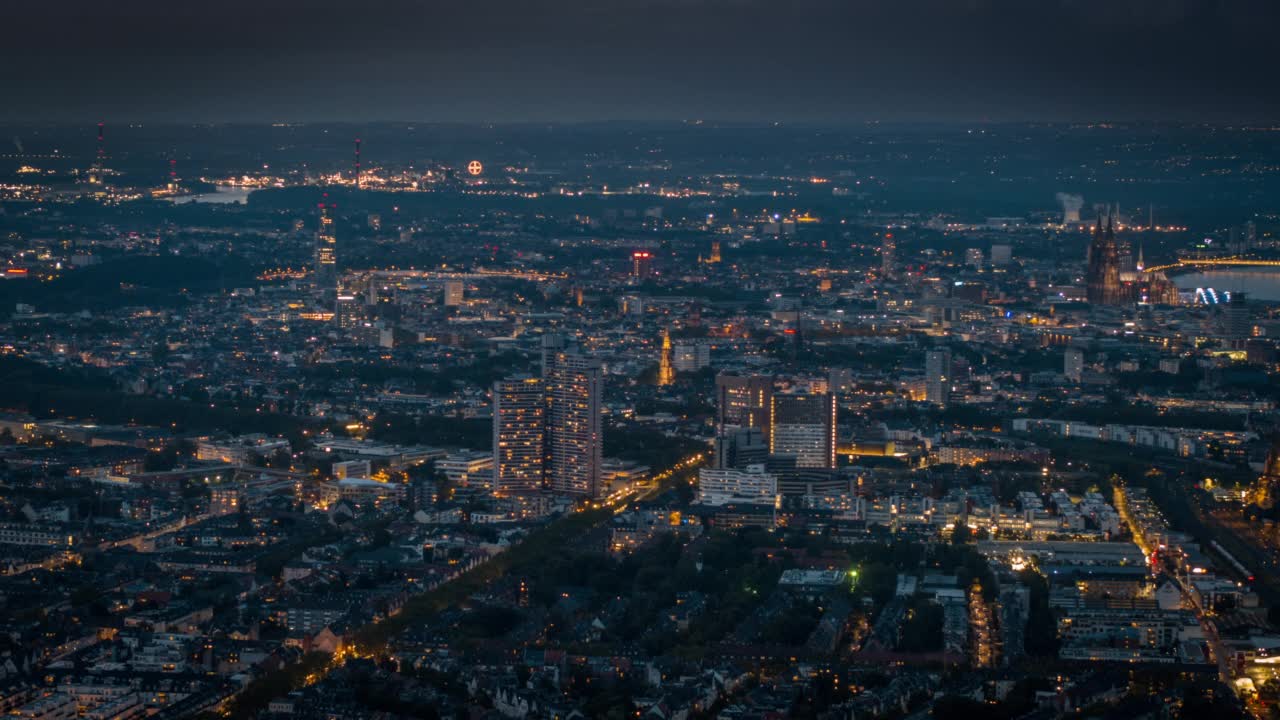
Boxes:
[1143,203,1153,270]
[354,138,361,189]
[89,121,106,185]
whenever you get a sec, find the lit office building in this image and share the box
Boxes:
[697,464,778,506]
[714,427,768,470]
[545,352,604,497]
[673,342,710,373]
[314,200,337,286]
[925,348,952,406]
[715,372,773,441]
[492,377,547,494]
[769,392,836,469]
[334,294,364,329]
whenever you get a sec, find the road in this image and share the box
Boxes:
[219,449,709,716]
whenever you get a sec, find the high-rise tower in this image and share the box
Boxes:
[925,348,952,406]
[166,158,180,194]
[1220,293,1252,342]
[715,373,773,442]
[315,196,337,287]
[545,352,603,497]
[88,121,106,185]
[881,233,895,278]
[354,138,362,189]
[492,377,547,495]
[769,393,837,469]
[491,348,604,499]
[632,251,653,280]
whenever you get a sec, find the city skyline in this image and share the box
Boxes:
[2,11,1280,715]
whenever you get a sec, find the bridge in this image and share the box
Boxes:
[1144,257,1280,273]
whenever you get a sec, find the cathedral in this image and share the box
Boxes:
[1086,210,1126,305]
[1085,208,1180,306]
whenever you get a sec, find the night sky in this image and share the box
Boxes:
[4,0,1278,122]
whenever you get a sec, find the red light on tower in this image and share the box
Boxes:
[631,251,653,279]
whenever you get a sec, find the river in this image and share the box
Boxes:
[1172,269,1280,302]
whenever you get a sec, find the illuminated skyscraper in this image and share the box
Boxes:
[166,157,180,194]
[880,233,895,277]
[1220,293,1252,342]
[315,199,337,286]
[88,120,106,186]
[491,349,603,498]
[545,352,603,497]
[925,348,952,406]
[715,372,773,441]
[492,377,547,494]
[334,293,364,329]
[769,392,836,469]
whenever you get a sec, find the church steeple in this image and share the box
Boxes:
[657,328,675,387]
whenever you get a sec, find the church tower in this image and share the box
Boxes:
[657,329,675,386]
[1086,208,1124,305]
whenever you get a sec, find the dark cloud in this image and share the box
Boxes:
[2,0,1277,122]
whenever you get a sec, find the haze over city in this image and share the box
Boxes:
[4,0,1280,122]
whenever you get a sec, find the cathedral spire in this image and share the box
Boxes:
[1087,201,1126,305]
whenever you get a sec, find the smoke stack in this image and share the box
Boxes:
[1056,192,1083,225]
